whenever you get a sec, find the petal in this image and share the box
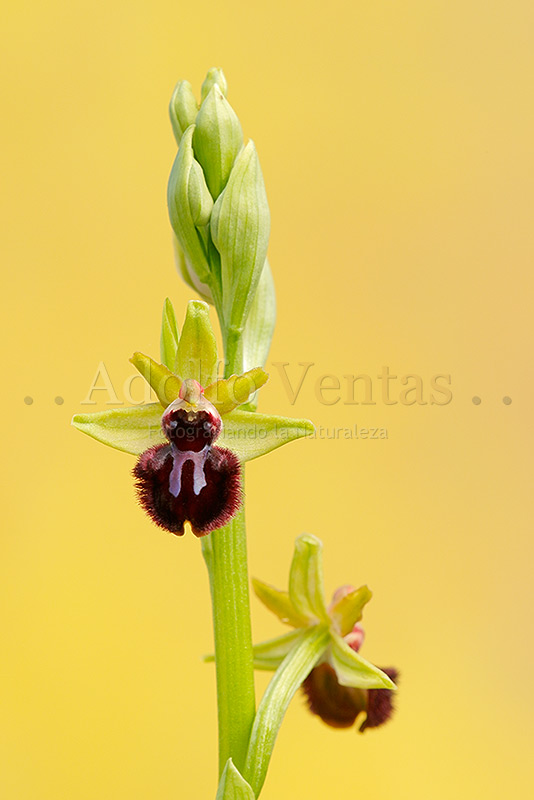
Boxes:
[130,352,182,407]
[252,577,309,627]
[329,585,373,637]
[330,633,397,690]
[72,404,166,455]
[218,408,314,463]
[160,297,180,371]
[175,300,219,388]
[289,534,329,624]
[252,629,305,670]
[204,368,269,414]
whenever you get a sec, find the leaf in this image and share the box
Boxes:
[216,759,255,800]
[243,626,330,797]
[288,534,329,624]
[218,409,314,463]
[72,404,165,455]
[175,300,219,387]
[251,629,305,670]
[160,298,180,371]
[130,352,181,407]
[329,585,373,637]
[330,633,397,690]
[204,368,269,414]
[252,577,309,628]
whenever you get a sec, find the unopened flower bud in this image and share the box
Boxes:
[168,126,212,283]
[193,85,243,199]
[201,67,228,102]
[188,158,214,226]
[169,80,198,146]
[210,141,270,333]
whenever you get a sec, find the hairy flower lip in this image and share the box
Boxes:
[302,663,399,731]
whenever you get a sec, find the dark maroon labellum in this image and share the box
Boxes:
[302,663,398,732]
[133,386,241,536]
[134,443,241,536]
[302,663,367,728]
[359,667,398,731]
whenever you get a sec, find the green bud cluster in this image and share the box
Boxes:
[168,68,274,374]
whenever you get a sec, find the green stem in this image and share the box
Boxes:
[201,326,255,777]
[223,326,244,377]
[201,507,256,775]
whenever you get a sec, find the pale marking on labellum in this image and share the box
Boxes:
[168,446,209,498]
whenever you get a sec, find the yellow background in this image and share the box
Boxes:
[1,1,533,797]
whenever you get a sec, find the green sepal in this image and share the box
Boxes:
[71,404,165,455]
[72,402,312,460]
[251,577,309,628]
[289,534,329,624]
[175,300,218,387]
[242,260,276,378]
[218,409,313,463]
[169,80,198,146]
[330,633,397,690]
[193,85,243,199]
[243,626,330,797]
[201,67,228,102]
[160,298,179,371]
[329,585,373,637]
[204,368,268,414]
[215,759,255,800]
[130,352,181,407]
[210,140,270,333]
[251,629,305,670]
[167,126,211,283]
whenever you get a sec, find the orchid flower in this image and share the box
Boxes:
[252,534,398,729]
[72,300,313,536]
